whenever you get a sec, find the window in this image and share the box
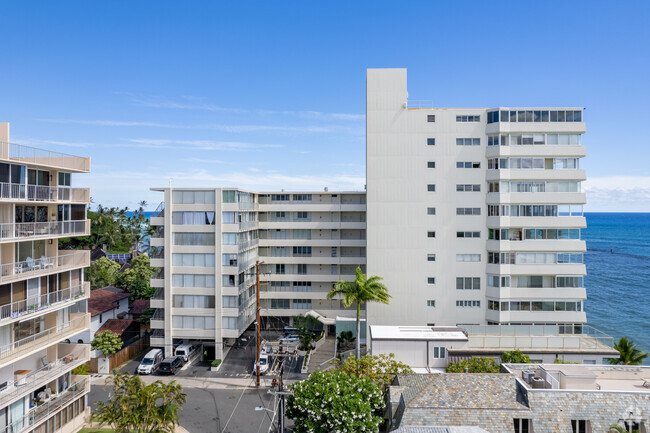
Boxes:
[293,282,312,292]
[174,295,216,308]
[457,231,480,238]
[222,254,238,267]
[427,231,436,238]
[58,172,71,186]
[456,300,480,307]
[172,274,216,288]
[172,253,215,267]
[427,207,436,215]
[486,111,499,124]
[293,246,312,256]
[427,300,436,307]
[296,264,307,274]
[293,194,312,201]
[427,161,435,168]
[222,212,236,224]
[456,208,481,215]
[172,190,215,204]
[427,254,436,262]
[222,317,237,329]
[571,420,589,433]
[271,299,290,309]
[222,190,236,203]
[488,275,510,287]
[456,115,480,122]
[513,418,531,433]
[456,254,480,262]
[427,184,436,192]
[427,138,436,146]
[427,115,435,122]
[432,347,446,358]
[222,233,236,245]
[456,138,481,146]
[171,316,216,329]
[293,229,311,240]
[427,277,435,284]
[457,161,480,168]
[271,194,290,201]
[173,233,215,246]
[457,277,480,290]
[456,184,481,192]
[293,299,312,309]
[275,264,285,274]
[295,212,310,220]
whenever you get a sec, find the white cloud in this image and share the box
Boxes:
[11,137,93,148]
[124,138,282,151]
[583,176,650,211]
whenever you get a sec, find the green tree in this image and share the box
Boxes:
[287,370,384,433]
[608,337,648,365]
[337,354,413,390]
[501,350,531,364]
[91,330,123,356]
[87,257,120,290]
[139,308,156,326]
[609,424,640,433]
[446,357,500,373]
[117,254,155,299]
[93,372,186,433]
[294,315,321,350]
[327,267,390,359]
[553,358,579,364]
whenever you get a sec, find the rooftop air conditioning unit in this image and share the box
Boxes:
[522,370,535,384]
[531,376,546,389]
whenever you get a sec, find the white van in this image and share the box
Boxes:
[175,344,199,363]
[137,349,163,375]
[253,354,269,375]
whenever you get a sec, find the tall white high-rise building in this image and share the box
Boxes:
[0,123,92,433]
[149,188,366,359]
[366,68,587,330]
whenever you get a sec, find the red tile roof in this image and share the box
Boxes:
[129,299,150,315]
[89,287,132,316]
[97,319,137,336]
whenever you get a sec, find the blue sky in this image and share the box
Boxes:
[0,1,648,211]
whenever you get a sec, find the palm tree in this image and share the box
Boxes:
[608,337,648,365]
[327,266,390,359]
[609,423,639,433]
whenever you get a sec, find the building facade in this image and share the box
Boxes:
[366,68,588,329]
[0,123,92,433]
[149,188,366,358]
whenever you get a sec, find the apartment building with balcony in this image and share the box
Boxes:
[148,188,366,358]
[366,68,588,330]
[0,123,91,433]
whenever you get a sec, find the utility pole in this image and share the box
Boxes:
[256,260,261,387]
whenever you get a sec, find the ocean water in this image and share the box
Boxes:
[584,213,650,362]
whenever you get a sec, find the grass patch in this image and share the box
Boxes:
[79,428,114,433]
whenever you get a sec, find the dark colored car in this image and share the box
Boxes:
[159,356,183,375]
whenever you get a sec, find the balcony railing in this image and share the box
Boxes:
[152,309,164,320]
[154,201,164,217]
[151,288,164,300]
[0,314,90,365]
[0,251,89,283]
[0,220,89,242]
[0,141,90,172]
[0,377,88,433]
[0,183,89,203]
[0,283,88,322]
[152,329,165,338]
[0,344,89,409]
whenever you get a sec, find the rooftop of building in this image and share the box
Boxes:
[393,427,490,433]
[96,318,137,336]
[88,287,131,316]
[150,186,366,194]
[503,363,650,393]
[393,374,529,411]
[129,299,150,315]
[370,326,468,342]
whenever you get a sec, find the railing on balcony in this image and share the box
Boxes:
[0,377,88,433]
[151,288,164,300]
[152,329,165,338]
[0,251,89,283]
[151,227,164,238]
[152,267,164,279]
[152,309,164,320]
[149,247,164,259]
[0,283,87,322]
[0,183,89,203]
[153,201,165,217]
[1,141,90,172]
[0,345,88,408]
[0,220,88,241]
[0,315,89,363]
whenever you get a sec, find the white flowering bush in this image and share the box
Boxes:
[287,370,385,433]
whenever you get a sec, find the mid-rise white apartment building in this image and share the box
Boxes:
[366,68,587,330]
[149,188,366,358]
[0,123,92,433]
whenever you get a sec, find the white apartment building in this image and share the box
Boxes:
[0,123,92,433]
[366,68,587,330]
[148,188,366,359]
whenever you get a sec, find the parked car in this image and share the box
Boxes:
[137,349,163,375]
[159,356,183,375]
[175,344,199,363]
[253,354,269,375]
[280,335,299,343]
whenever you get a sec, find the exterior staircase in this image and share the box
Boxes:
[307,336,337,373]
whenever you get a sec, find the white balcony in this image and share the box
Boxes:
[486,240,586,252]
[0,377,89,433]
[0,343,89,409]
[485,309,587,324]
[0,282,89,325]
[0,250,90,284]
[0,184,90,204]
[487,192,586,205]
[486,286,587,300]
[0,314,90,368]
[485,145,586,158]
[486,169,586,182]
[487,216,586,229]
[0,141,91,173]
[0,220,89,243]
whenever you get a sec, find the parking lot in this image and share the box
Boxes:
[118,329,305,381]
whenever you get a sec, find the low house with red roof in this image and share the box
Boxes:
[96,319,140,346]
[72,286,131,350]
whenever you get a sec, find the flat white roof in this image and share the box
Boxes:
[370,326,468,342]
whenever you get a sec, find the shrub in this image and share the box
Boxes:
[91,330,123,356]
[72,364,90,375]
[211,359,222,368]
[501,350,531,364]
[336,353,413,390]
[446,357,500,373]
[554,358,579,364]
